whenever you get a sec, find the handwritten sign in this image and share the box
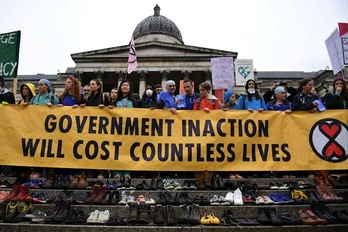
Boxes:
[211,57,234,90]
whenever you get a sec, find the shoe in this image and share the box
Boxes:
[209,213,220,224]
[200,213,210,225]
[14,185,29,201]
[87,210,99,224]
[127,202,139,223]
[177,204,189,224]
[155,191,166,205]
[233,187,243,205]
[13,202,32,222]
[210,195,220,206]
[163,180,174,190]
[279,212,302,225]
[166,205,176,225]
[0,202,6,220]
[266,207,282,225]
[0,191,9,202]
[53,200,71,222]
[33,192,52,204]
[269,193,285,204]
[30,210,47,223]
[5,185,21,202]
[172,180,182,190]
[182,180,190,190]
[118,191,128,205]
[67,175,79,189]
[154,205,165,224]
[3,201,19,222]
[188,203,200,225]
[225,192,234,204]
[85,185,99,204]
[305,209,328,224]
[126,190,136,204]
[157,178,164,189]
[164,191,175,205]
[219,195,231,206]
[257,207,271,224]
[95,210,110,224]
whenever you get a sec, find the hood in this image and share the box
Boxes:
[207,94,219,101]
[20,83,36,99]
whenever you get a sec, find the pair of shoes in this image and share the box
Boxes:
[200,213,220,225]
[86,210,110,224]
[5,185,29,202]
[298,209,327,224]
[255,195,274,204]
[257,207,282,225]
[163,179,182,190]
[155,191,175,205]
[220,209,239,226]
[135,180,150,190]
[310,202,339,223]
[177,203,200,225]
[233,188,243,205]
[269,193,293,204]
[209,195,230,206]
[182,180,197,190]
[149,178,164,190]
[174,191,192,205]
[118,190,135,205]
[279,212,302,225]
[84,185,107,204]
[65,208,88,224]
[192,195,210,205]
[291,189,310,204]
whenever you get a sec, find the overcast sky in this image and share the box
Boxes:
[1,0,347,75]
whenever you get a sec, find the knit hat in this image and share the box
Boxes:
[224,90,235,103]
[166,80,175,87]
[38,79,51,88]
[333,76,346,86]
[274,86,285,95]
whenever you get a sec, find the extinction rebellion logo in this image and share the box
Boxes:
[309,118,348,163]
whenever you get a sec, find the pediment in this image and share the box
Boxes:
[71,41,237,61]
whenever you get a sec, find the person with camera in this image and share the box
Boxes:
[263,80,298,103]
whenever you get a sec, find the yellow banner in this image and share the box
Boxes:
[0,105,347,171]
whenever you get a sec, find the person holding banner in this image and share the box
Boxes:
[58,76,85,108]
[109,87,118,106]
[222,90,238,110]
[29,79,58,106]
[83,79,109,107]
[157,80,178,114]
[0,77,15,104]
[263,81,298,103]
[237,79,266,112]
[181,79,199,110]
[266,86,292,113]
[193,82,220,112]
[17,83,36,105]
[323,76,348,109]
[139,83,157,109]
[292,78,319,112]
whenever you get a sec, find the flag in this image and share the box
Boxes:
[127,37,137,74]
[338,22,348,37]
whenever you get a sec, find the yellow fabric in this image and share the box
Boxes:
[0,105,347,171]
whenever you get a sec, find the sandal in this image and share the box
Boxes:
[305,209,327,224]
[298,210,317,225]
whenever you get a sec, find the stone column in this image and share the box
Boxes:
[116,71,125,88]
[160,70,170,89]
[138,71,148,96]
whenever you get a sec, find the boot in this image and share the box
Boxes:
[138,202,150,224]
[53,200,71,222]
[42,172,56,189]
[127,202,139,223]
[315,171,325,186]
[322,171,332,186]
[150,178,157,190]
[76,175,88,189]
[195,172,205,190]
[13,202,33,222]
[5,185,21,202]
[266,207,282,225]
[257,207,270,224]
[166,205,176,225]
[211,173,220,190]
[85,185,99,204]
[3,201,19,222]
[154,205,165,224]
[93,186,107,204]
[177,204,189,224]
[44,200,63,222]
[188,203,200,225]
[67,175,79,189]
[0,202,6,220]
[203,170,213,189]
[14,186,29,201]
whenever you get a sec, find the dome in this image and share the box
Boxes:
[132,4,184,44]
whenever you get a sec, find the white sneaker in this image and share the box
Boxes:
[163,180,174,190]
[95,210,110,224]
[87,210,99,224]
[127,190,136,203]
[118,191,128,205]
[225,192,234,204]
[219,195,231,206]
[172,180,182,190]
[145,197,156,205]
[210,195,220,206]
[233,188,243,205]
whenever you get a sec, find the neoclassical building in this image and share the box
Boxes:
[6,4,347,100]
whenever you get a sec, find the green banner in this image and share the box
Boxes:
[0,30,21,78]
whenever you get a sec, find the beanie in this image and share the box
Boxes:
[333,76,346,86]
[224,91,235,103]
[38,79,51,88]
[274,86,285,96]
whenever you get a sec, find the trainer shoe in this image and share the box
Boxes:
[87,210,99,224]
[95,210,110,224]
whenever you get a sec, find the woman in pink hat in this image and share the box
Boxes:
[323,76,348,109]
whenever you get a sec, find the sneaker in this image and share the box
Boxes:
[269,193,285,204]
[14,202,33,222]
[3,201,19,222]
[25,210,45,219]
[164,180,174,190]
[219,195,231,206]
[33,193,51,204]
[233,188,243,205]
[87,210,99,224]
[172,180,182,190]
[225,192,234,204]
[127,191,136,204]
[95,210,110,224]
[210,195,220,206]
[30,211,47,223]
[118,191,128,205]
[145,197,156,205]
[0,191,9,202]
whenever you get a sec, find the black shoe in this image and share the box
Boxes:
[182,180,190,190]
[150,178,157,190]
[266,208,282,226]
[311,202,339,223]
[157,179,164,189]
[154,205,165,224]
[257,207,271,224]
[175,192,187,205]
[155,191,166,205]
[177,204,189,224]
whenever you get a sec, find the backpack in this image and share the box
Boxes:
[196,97,215,109]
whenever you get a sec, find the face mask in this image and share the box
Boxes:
[146,89,153,97]
[248,88,255,94]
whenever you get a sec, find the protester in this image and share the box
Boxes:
[82,79,109,107]
[180,79,199,110]
[83,84,91,99]
[58,76,85,108]
[222,90,238,110]
[193,82,220,112]
[292,78,319,112]
[266,86,292,113]
[0,77,15,104]
[138,83,157,108]
[323,76,348,109]
[154,84,163,96]
[157,80,178,114]
[17,83,36,105]
[29,79,59,106]
[109,87,118,106]
[237,79,266,112]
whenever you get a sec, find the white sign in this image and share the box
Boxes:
[325,28,345,74]
[342,37,348,65]
[235,59,254,86]
[211,57,234,90]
